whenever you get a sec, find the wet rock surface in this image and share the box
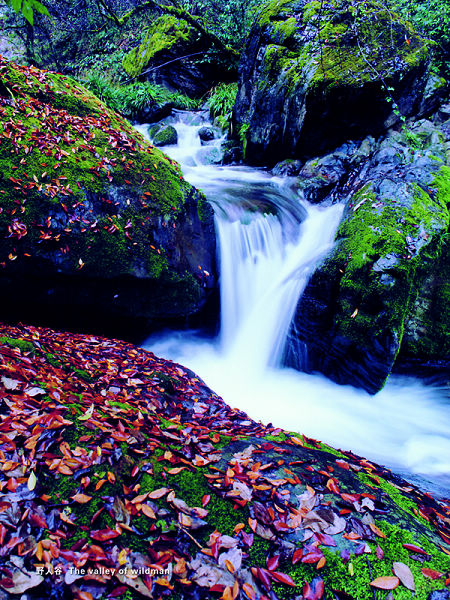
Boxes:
[286,114,450,393]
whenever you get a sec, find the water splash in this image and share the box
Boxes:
[138,113,450,496]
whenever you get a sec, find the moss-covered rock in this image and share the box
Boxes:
[152,124,178,146]
[286,119,450,393]
[0,56,216,336]
[234,0,436,165]
[122,15,217,97]
[0,321,448,600]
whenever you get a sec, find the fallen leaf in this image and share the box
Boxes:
[370,576,399,590]
[393,562,414,591]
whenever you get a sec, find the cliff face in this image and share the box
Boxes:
[285,118,450,394]
[0,56,216,335]
[0,321,448,600]
[233,0,440,165]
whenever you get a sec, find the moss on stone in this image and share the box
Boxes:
[256,0,431,96]
[122,16,197,79]
[330,177,449,359]
[152,125,178,147]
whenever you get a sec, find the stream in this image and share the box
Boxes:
[134,112,450,498]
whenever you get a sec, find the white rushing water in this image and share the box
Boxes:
[137,112,450,496]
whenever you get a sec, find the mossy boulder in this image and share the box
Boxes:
[234,0,436,165]
[286,120,450,393]
[152,124,178,146]
[122,15,217,97]
[0,56,216,337]
[0,321,449,600]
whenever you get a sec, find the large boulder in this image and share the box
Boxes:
[0,321,449,600]
[286,119,450,393]
[122,15,217,97]
[0,56,216,338]
[234,0,436,165]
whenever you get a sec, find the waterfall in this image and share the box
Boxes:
[217,204,343,372]
[138,112,450,496]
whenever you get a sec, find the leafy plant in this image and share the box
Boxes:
[81,74,199,118]
[4,0,49,25]
[391,0,450,76]
[207,82,238,131]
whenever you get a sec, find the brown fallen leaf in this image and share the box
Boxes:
[370,576,400,590]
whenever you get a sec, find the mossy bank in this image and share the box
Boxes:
[0,56,216,337]
[286,118,450,393]
[0,321,449,600]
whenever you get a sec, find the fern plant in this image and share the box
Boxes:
[207,82,238,132]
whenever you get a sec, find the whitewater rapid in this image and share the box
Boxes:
[136,112,450,497]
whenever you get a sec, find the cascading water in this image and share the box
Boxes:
[218,204,343,372]
[137,111,450,497]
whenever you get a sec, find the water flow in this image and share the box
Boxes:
[138,112,450,496]
[218,203,343,372]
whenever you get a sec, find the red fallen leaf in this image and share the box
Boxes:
[376,545,384,560]
[251,567,271,590]
[421,568,443,580]
[326,478,340,494]
[303,582,314,600]
[317,557,326,569]
[141,504,156,519]
[29,513,48,529]
[369,576,399,590]
[95,479,107,491]
[266,556,280,571]
[369,523,386,538]
[0,524,6,545]
[202,494,211,507]
[402,543,428,555]
[302,547,324,564]
[293,548,303,564]
[336,460,350,470]
[76,591,93,600]
[90,528,120,541]
[269,571,296,587]
[316,533,336,546]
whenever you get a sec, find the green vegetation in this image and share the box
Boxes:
[122,15,197,80]
[82,74,199,119]
[329,171,449,364]
[0,336,35,354]
[207,82,238,131]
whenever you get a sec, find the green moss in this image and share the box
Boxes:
[434,165,450,208]
[152,126,178,147]
[0,336,35,354]
[330,179,449,353]
[197,192,212,222]
[0,57,200,281]
[122,16,196,79]
[271,521,448,600]
[357,472,431,528]
[257,0,431,96]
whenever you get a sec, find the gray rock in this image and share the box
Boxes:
[272,159,303,176]
[286,115,449,394]
[198,126,216,142]
[233,0,432,165]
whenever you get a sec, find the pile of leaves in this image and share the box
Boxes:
[0,322,449,600]
[0,55,201,275]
